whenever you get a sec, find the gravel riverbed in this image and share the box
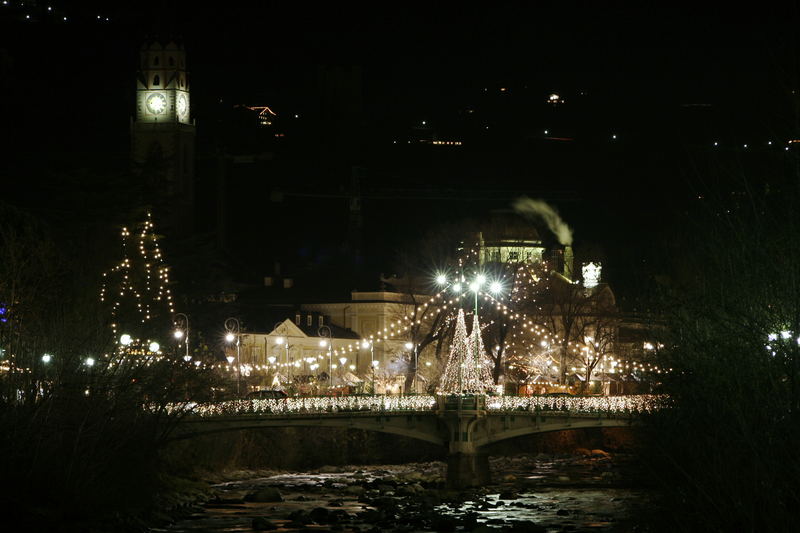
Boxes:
[152,452,654,533]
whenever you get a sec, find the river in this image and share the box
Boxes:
[152,452,654,533]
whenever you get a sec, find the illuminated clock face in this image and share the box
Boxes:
[146,93,167,115]
[176,94,188,117]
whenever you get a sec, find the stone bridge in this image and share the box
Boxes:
[170,394,663,488]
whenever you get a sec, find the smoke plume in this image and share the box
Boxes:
[512,197,573,245]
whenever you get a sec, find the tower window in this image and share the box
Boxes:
[169,56,175,66]
[153,56,159,66]
[153,75,160,86]
[306,315,312,326]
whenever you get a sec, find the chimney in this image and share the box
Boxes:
[563,245,574,280]
[550,248,564,274]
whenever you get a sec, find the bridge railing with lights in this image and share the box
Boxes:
[168,394,665,418]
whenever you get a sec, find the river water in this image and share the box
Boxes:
[153,453,654,533]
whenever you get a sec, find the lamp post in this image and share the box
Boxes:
[318,325,332,390]
[275,321,293,389]
[363,340,375,393]
[225,317,241,396]
[437,274,502,394]
[405,341,416,393]
[174,312,190,362]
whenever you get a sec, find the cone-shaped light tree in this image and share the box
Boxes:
[438,309,471,394]
[468,313,495,392]
[100,211,174,355]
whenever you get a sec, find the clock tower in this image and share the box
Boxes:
[131,40,195,234]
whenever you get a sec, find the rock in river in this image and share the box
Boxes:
[245,487,284,502]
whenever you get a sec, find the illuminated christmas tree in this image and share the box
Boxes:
[467,313,495,392]
[438,309,470,394]
[100,211,174,355]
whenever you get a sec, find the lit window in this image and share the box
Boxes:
[307,315,312,326]
[153,75,160,86]
[319,316,324,327]
[295,313,301,324]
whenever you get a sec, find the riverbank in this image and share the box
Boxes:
[152,450,655,533]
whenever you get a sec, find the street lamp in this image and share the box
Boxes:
[174,312,190,362]
[318,325,332,389]
[371,359,380,394]
[363,339,375,393]
[436,273,503,394]
[339,356,347,387]
[275,335,292,387]
[405,341,417,393]
[225,317,241,396]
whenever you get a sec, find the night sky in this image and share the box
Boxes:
[2,2,799,303]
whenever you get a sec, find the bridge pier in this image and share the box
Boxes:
[446,443,490,488]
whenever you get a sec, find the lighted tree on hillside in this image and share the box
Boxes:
[100,211,175,354]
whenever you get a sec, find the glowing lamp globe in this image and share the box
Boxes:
[225,333,235,343]
[226,356,235,364]
[267,356,276,364]
[490,281,502,294]
[405,342,413,350]
[435,274,447,285]
[362,340,370,349]
[120,334,132,346]
[41,354,52,364]
[85,357,95,367]
[173,330,184,339]
[275,337,284,345]
[149,342,160,353]
[452,283,462,293]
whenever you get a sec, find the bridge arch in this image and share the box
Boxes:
[171,413,447,447]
